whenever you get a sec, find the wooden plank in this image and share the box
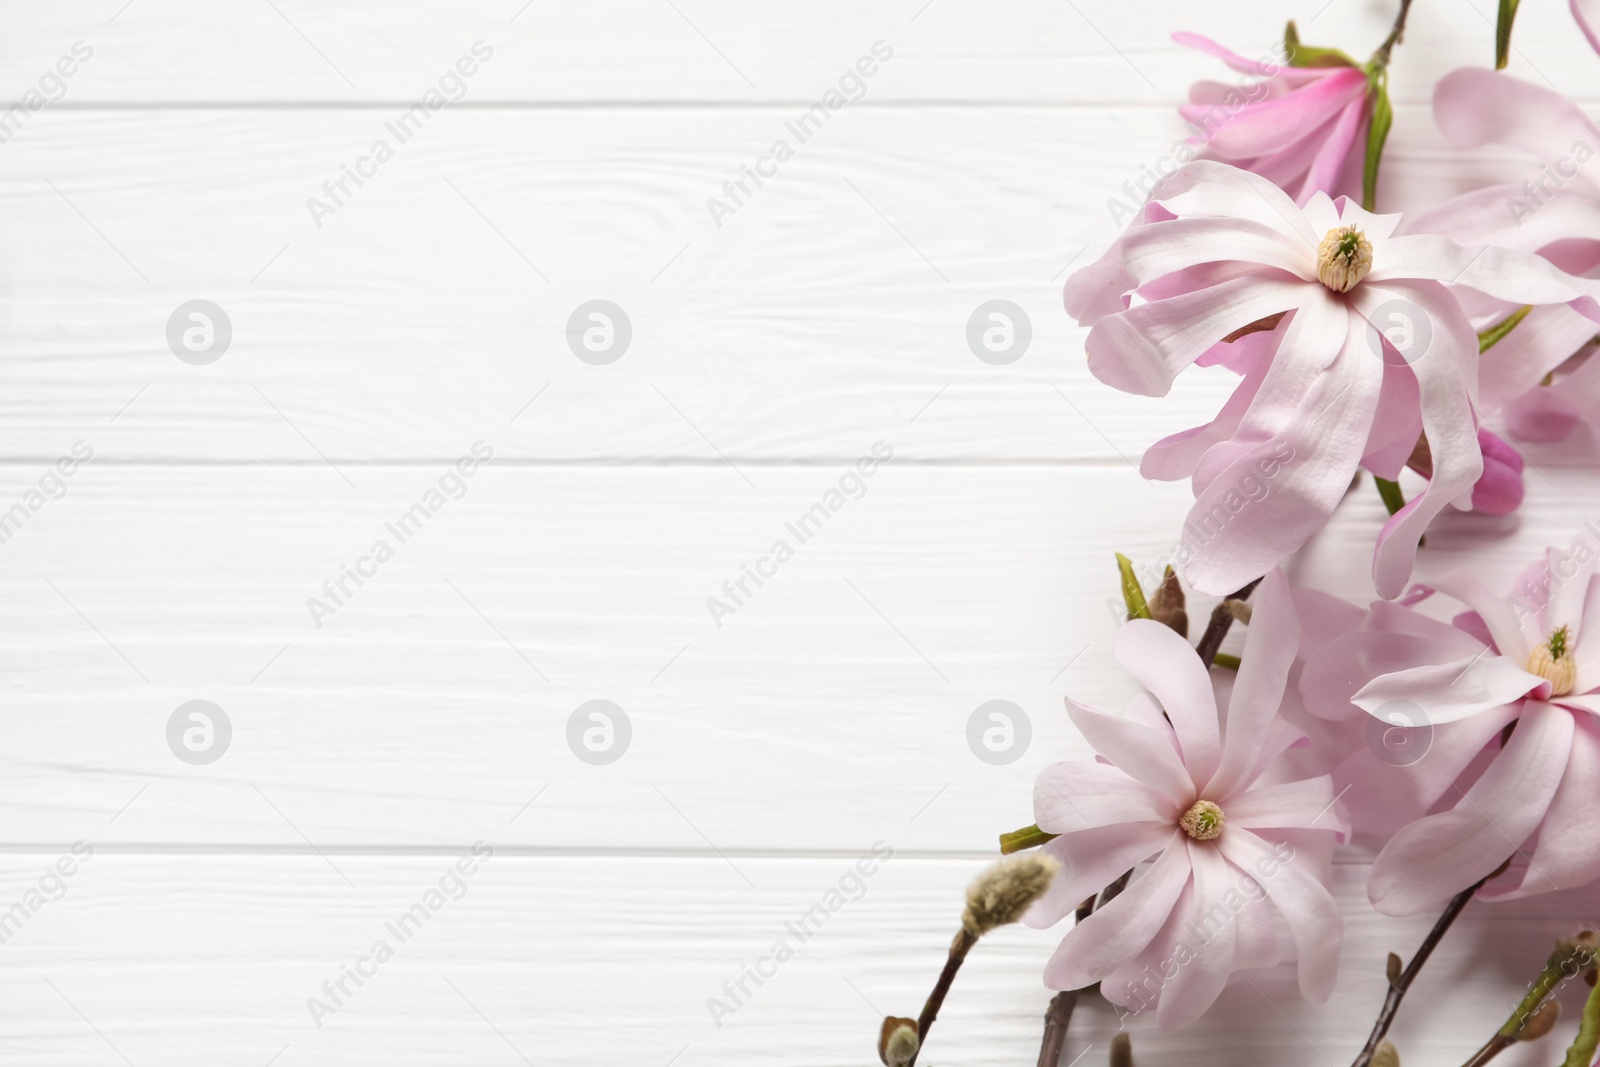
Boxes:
[5,0,1598,105]
[0,106,1550,463]
[1,460,1596,849]
[0,851,1593,1065]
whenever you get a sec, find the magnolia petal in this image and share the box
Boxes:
[1120,217,1316,286]
[1115,620,1223,784]
[1368,235,1600,317]
[1576,0,1600,53]
[1142,351,1273,481]
[1432,570,1536,662]
[1067,696,1193,802]
[1358,281,1484,599]
[1541,544,1600,643]
[1225,777,1348,838]
[1087,274,1304,397]
[1506,385,1584,442]
[1302,630,1487,722]
[1353,656,1544,725]
[1434,68,1600,192]
[1333,703,1521,836]
[1368,700,1574,915]
[1218,827,1342,1002]
[1151,160,1319,247]
[1025,822,1176,928]
[1181,304,1379,596]
[1207,568,1299,797]
[1485,712,1600,900]
[1173,32,1327,83]
[1480,305,1600,416]
[1575,577,1600,693]
[1044,840,1192,990]
[1191,291,1350,495]
[1294,95,1367,204]
[1034,760,1179,833]
[1196,69,1367,160]
[1151,843,1240,1029]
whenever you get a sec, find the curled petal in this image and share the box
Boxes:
[1087,274,1304,397]
[1353,656,1544,724]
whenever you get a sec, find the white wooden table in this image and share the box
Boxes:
[3,2,1599,1063]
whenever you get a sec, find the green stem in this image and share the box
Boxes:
[1460,934,1595,1067]
[1373,476,1406,516]
[1561,976,1600,1067]
[999,824,1058,855]
[1479,305,1532,353]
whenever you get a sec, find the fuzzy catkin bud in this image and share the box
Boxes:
[878,1017,918,1067]
[961,854,1061,937]
[1371,1039,1400,1067]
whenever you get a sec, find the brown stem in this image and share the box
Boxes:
[1372,0,1416,68]
[1459,1034,1516,1067]
[1099,869,1133,907]
[1035,880,1130,1066]
[1194,578,1264,667]
[1035,991,1081,1067]
[1349,862,1509,1067]
[909,928,977,1066]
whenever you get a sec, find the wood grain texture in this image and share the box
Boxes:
[0,107,1560,463]
[4,0,1599,104]
[0,853,1595,1066]
[2,457,1599,850]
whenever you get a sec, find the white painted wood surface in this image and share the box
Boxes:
[6,1,1600,1064]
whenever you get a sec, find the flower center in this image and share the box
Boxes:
[1317,226,1373,293]
[1528,625,1577,696]
[1179,799,1225,841]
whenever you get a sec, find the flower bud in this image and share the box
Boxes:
[1371,1039,1400,1067]
[961,854,1061,937]
[1517,999,1561,1042]
[878,1017,918,1067]
[1148,567,1188,637]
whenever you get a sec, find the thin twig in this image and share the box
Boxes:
[909,928,977,1067]
[1194,577,1263,667]
[1460,933,1597,1067]
[1371,0,1416,69]
[1036,990,1081,1067]
[1350,862,1510,1067]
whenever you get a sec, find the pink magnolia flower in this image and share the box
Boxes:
[1027,570,1347,1029]
[1417,68,1600,443]
[1175,33,1368,206]
[1064,160,1600,598]
[1300,543,1600,915]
